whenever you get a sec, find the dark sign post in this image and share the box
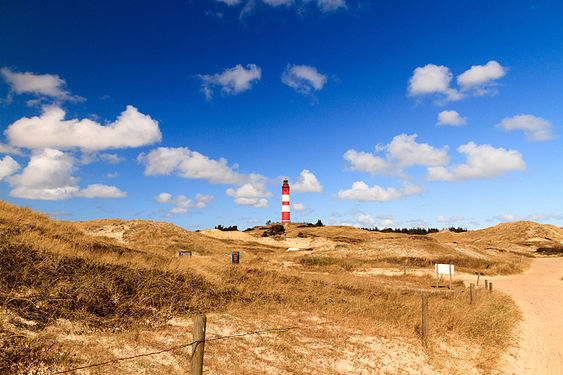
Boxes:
[232,251,240,264]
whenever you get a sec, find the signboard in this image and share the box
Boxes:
[435,264,454,275]
[232,251,240,264]
[179,250,192,257]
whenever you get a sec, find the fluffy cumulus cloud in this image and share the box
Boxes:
[154,193,214,215]
[5,149,127,200]
[426,142,526,182]
[457,60,506,94]
[437,110,467,126]
[75,184,127,199]
[292,169,323,192]
[1,67,83,102]
[344,134,449,178]
[138,147,260,185]
[408,61,507,103]
[6,105,161,151]
[0,156,21,180]
[337,181,424,202]
[496,114,555,141]
[197,64,261,100]
[282,64,327,95]
[226,182,272,207]
[6,149,79,200]
[408,64,462,102]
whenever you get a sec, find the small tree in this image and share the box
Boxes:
[315,219,324,227]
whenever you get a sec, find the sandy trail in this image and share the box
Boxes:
[487,257,563,375]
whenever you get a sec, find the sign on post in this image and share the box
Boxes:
[179,250,192,257]
[232,251,240,264]
[434,264,454,289]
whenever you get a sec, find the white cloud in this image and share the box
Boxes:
[154,193,215,216]
[437,215,464,223]
[292,169,323,192]
[457,60,506,93]
[226,182,272,207]
[138,147,263,185]
[155,192,172,203]
[408,64,462,102]
[357,213,376,226]
[337,181,424,202]
[426,142,526,182]
[292,203,306,211]
[197,64,261,100]
[496,114,555,141]
[316,0,346,12]
[282,64,327,95]
[0,143,24,156]
[6,105,161,151]
[0,155,21,180]
[1,67,83,102]
[6,148,79,200]
[106,172,119,178]
[344,134,449,177]
[6,149,127,200]
[233,197,269,208]
[99,153,124,164]
[76,184,127,198]
[437,110,467,126]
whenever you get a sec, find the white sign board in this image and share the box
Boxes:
[435,264,454,275]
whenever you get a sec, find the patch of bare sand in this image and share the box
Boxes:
[479,257,563,375]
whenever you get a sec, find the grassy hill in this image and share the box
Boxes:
[0,201,532,374]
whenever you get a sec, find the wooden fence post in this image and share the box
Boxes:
[191,314,207,375]
[489,282,493,293]
[485,280,488,289]
[470,283,475,304]
[421,293,428,344]
[475,272,480,286]
[448,264,453,290]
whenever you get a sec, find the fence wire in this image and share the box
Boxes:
[52,325,304,374]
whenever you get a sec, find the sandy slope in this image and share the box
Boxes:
[489,257,563,375]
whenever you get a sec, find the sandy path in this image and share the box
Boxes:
[488,257,563,375]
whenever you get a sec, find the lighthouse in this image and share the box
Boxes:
[281,178,290,223]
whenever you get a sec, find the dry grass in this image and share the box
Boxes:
[0,201,526,374]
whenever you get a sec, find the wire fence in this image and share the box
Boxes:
[52,323,308,374]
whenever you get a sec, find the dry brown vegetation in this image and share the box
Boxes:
[2,201,561,373]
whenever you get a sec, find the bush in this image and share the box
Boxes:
[215,225,238,231]
[315,219,324,227]
[361,226,468,235]
[262,224,285,237]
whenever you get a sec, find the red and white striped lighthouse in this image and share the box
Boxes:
[281,178,290,223]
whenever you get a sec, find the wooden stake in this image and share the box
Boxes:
[485,279,488,289]
[470,283,475,304]
[421,293,428,344]
[489,282,493,293]
[475,272,480,286]
[449,264,453,290]
[191,314,207,375]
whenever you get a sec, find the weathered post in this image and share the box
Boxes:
[489,282,493,293]
[485,279,488,289]
[449,264,453,290]
[470,283,475,304]
[191,314,207,375]
[421,293,428,344]
[475,272,480,286]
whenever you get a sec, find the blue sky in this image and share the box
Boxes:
[0,0,561,230]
